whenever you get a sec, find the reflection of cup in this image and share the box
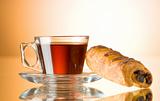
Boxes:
[19,86,104,101]
[20,36,89,74]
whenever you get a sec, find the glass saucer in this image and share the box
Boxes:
[19,86,104,100]
[19,72,101,86]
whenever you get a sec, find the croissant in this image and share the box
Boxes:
[86,45,152,88]
[97,89,152,101]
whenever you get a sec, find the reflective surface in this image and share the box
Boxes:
[97,89,152,101]
[0,57,159,101]
[20,86,104,100]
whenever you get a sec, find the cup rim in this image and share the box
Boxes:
[34,35,89,39]
[34,35,89,44]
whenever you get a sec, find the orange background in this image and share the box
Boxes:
[0,0,160,57]
[0,1,160,100]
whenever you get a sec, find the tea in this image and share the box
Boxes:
[38,43,87,74]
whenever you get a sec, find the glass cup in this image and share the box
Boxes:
[20,36,89,74]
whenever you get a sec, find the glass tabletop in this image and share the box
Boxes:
[19,87,152,101]
[0,57,159,101]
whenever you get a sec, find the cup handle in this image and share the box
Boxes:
[20,42,42,72]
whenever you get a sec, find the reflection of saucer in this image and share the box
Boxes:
[19,72,101,86]
[19,86,104,100]
[97,89,152,101]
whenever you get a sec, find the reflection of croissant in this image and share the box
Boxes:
[86,45,152,88]
[97,89,152,101]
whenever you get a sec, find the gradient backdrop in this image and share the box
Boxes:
[0,0,160,57]
[0,1,160,100]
